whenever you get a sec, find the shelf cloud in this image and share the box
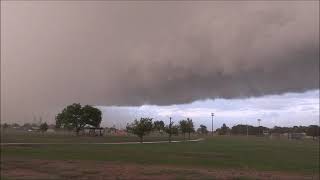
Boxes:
[1,1,319,123]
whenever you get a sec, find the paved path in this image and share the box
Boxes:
[1,138,204,145]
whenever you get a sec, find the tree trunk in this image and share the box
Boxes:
[169,134,172,143]
[183,133,186,141]
[188,132,191,140]
[140,136,143,143]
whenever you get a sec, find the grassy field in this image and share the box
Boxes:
[1,132,319,179]
[1,131,188,143]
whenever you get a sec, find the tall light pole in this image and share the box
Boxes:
[246,123,249,137]
[257,119,261,136]
[169,117,172,143]
[211,113,214,136]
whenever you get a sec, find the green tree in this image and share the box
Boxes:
[197,124,208,135]
[306,125,319,140]
[153,120,165,133]
[165,123,180,142]
[1,123,9,129]
[186,118,195,140]
[126,118,153,143]
[40,122,48,133]
[82,105,102,128]
[165,121,173,142]
[55,103,102,135]
[179,120,188,140]
[219,123,230,135]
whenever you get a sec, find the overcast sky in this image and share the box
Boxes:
[1,1,319,127]
[98,90,319,129]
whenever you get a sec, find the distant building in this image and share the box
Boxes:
[29,126,40,132]
[263,130,270,136]
[104,127,117,135]
[104,127,127,136]
[83,127,104,136]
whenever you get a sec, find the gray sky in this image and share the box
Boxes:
[1,1,319,125]
[98,90,319,129]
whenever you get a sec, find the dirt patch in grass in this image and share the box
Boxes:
[1,158,317,180]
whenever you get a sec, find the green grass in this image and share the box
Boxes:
[1,131,188,143]
[1,134,319,174]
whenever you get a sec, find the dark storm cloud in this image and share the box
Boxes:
[1,1,319,123]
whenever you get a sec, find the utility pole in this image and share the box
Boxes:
[257,119,261,136]
[169,117,172,143]
[211,113,214,136]
[246,124,249,137]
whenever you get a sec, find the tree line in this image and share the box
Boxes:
[126,117,199,143]
[215,123,320,139]
[1,122,50,132]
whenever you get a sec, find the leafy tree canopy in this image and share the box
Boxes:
[186,118,195,133]
[197,124,208,134]
[40,122,48,132]
[126,117,153,142]
[179,118,195,140]
[306,125,320,139]
[219,123,230,135]
[179,120,188,135]
[55,103,102,135]
[153,120,165,132]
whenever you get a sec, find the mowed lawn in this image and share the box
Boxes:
[1,133,319,175]
[1,131,188,143]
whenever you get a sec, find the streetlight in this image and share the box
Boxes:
[246,123,249,137]
[169,117,172,143]
[257,119,261,136]
[211,113,214,136]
